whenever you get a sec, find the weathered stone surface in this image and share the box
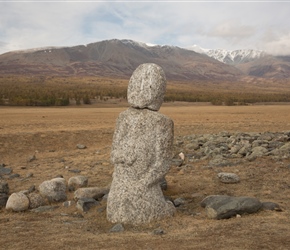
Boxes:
[28,192,46,209]
[160,177,167,191]
[76,144,87,149]
[0,167,12,176]
[261,202,282,211]
[0,193,9,207]
[0,181,9,194]
[74,187,109,200]
[30,205,59,213]
[201,195,262,219]
[107,64,175,225]
[63,200,75,207]
[173,197,186,207]
[109,223,124,233]
[127,63,167,111]
[76,198,99,212]
[217,172,240,184]
[68,176,88,191]
[39,178,67,202]
[6,192,30,212]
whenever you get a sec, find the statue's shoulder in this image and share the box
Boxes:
[148,110,173,126]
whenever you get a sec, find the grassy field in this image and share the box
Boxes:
[1,103,290,249]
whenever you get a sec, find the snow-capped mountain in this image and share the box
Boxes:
[187,45,267,65]
[1,38,290,79]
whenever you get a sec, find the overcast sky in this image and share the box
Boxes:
[1,1,290,55]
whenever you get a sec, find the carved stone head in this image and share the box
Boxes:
[127,63,167,111]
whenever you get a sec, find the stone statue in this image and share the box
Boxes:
[107,63,176,225]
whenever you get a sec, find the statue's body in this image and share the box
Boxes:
[107,63,175,225]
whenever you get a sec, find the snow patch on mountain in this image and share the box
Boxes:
[187,45,267,65]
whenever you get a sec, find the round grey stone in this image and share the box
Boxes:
[217,172,240,184]
[6,192,30,212]
[127,63,166,111]
[68,176,88,191]
[39,178,67,202]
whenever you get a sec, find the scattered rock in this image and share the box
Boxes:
[68,169,81,174]
[28,192,46,209]
[0,167,12,176]
[173,197,186,207]
[172,159,183,167]
[76,198,99,212]
[27,155,36,162]
[9,173,20,179]
[30,205,59,213]
[261,202,282,211]
[76,144,87,149]
[152,228,165,235]
[6,192,30,212]
[74,187,109,200]
[28,185,36,193]
[201,195,262,219]
[109,223,124,233]
[26,173,34,178]
[217,172,240,184]
[39,178,67,202]
[179,152,185,161]
[63,200,75,207]
[0,181,9,194]
[0,193,9,207]
[176,131,290,162]
[68,176,88,191]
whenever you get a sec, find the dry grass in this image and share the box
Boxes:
[1,103,290,250]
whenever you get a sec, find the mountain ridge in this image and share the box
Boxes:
[0,39,243,81]
[1,39,290,80]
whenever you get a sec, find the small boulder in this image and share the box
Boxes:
[261,202,282,211]
[0,193,9,207]
[68,176,88,191]
[109,223,124,233]
[0,181,9,194]
[39,178,67,202]
[76,198,99,212]
[0,167,12,176]
[6,192,30,212]
[28,192,46,209]
[76,144,87,149]
[74,187,109,200]
[217,172,240,184]
[201,195,262,219]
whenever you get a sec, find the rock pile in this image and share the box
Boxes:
[174,131,290,165]
[2,175,108,213]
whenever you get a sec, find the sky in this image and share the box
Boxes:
[1,0,290,55]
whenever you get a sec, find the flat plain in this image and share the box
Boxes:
[1,103,290,249]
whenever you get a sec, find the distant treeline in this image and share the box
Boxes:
[0,75,290,106]
[0,76,127,106]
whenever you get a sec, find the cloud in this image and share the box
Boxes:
[209,21,256,40]
[262,31,290,56]
[0,2,290,55]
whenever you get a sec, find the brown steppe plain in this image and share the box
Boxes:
[1,102,290,250]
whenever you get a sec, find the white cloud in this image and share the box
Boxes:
[0,2,290,55]
[262,32,290,56]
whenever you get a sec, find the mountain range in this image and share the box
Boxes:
[0,39,290,81]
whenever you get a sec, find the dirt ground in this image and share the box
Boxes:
[1,102,290,250]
